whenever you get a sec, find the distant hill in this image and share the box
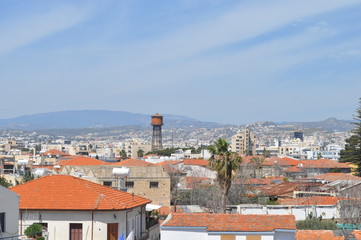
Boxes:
[0,110,223,130]
[278,118,354,132]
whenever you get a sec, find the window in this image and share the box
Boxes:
[103,181,112,187]
[125,181,134,188]
[246,236,261,240]
[149,182,159,189]
[0,212,5,232]
[221,235,235,240]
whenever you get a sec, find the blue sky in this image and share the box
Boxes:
[1,0,361,124]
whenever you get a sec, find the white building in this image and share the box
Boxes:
[0,185,19,239]
[11,175,152,240]
[161,213,296,240]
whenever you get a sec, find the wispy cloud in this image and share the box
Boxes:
[0,4,94,54]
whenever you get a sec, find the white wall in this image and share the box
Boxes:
[161,229,296,240]
[0,186,19,238]
[20,206,145,240]
[237,204,338,220]
[161,228,207,240]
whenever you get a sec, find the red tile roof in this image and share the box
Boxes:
[162,213,295,232]
[155,161,182,166]
[56,156,107,166]
[299,159,351,169]
[278,196,339,206]
[10,175,151,210]
[186,177,212,188]
[111,158,154,167]
[283,166,305,172]
[296,230,361,240]
[311,173,361,182]
[256,182,323,197]
[183,159,209,166]
[42,149,70,156]
[263,157,300,166]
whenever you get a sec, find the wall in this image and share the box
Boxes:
[161,228,207,240]
[20,206,144,240]
[236,204,338,220]
[0,186,19,238]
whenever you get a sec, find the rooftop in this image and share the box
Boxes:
[162,213,296,232]
[10,175,151,210]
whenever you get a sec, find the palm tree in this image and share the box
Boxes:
[208,138,242,213]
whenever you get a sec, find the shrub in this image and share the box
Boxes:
[24,223,42,238]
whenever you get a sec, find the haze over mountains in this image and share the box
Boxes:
[0,110,354,131]
[0,110,223,130]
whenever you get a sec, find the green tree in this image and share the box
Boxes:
[317,152,323,160]
[119,150,127,158]
[339,98,361,176]
[208,138,242,213]
[137,149,144,158]
[24,223,43,238]
[0,176,12,188]
[296,215,338,230]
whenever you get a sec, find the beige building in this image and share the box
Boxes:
[121,139,152,159]
[60,164,171,206]
[231,129,256,155]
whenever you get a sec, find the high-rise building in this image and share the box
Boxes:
[231,129,256,155]
[151,113,163,151]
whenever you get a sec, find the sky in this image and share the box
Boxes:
[1,0,361,125]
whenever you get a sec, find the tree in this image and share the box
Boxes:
[296,215,338,230]
[317,152,323,160]
[250,156,265,178]
[208,138,242,213]
[24,223,43,238]
[0,176,12,188]
[119,150,127,158]
[137,149,144,158]
[339,98,361,176]
[340,135,359,163]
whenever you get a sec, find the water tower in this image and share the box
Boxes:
[151,113,163,151]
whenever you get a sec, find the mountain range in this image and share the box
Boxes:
[0,110,223,130]
[0,110,354,131]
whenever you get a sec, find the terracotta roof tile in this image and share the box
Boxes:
[111,158,154,167]
[10,175,151,210]
[283,166,305,172]
[310,173,361,182]
[155,161,182,166]
[183,159,209,166]
[296,230,361,240]
[56,156,107,166]
[162,213,295,232]
[186,177,212,188]
[299,159,351,169]
[263,157,300,166]
[256,182,323,197]
[296,230,344,240]
[278,196,339,205]
[42,149,70,156]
